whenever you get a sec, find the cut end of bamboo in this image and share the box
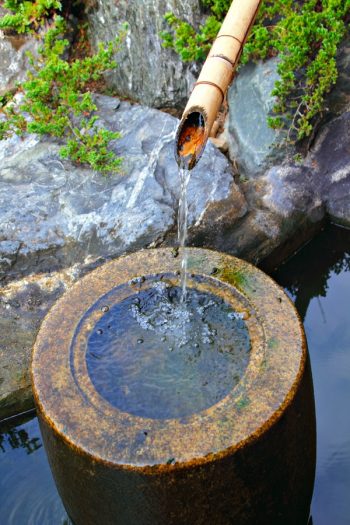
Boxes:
[174,0,263,170]
[175,110,208,170]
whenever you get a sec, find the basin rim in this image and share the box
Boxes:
[31,247,306,471]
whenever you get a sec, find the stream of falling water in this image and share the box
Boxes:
[178,167,191,303]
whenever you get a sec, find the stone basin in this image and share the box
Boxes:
[31,248,316,525]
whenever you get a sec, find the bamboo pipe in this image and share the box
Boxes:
[175,0,263,169]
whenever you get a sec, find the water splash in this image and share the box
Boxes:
[178,167,191,303]
[86,281,251,419]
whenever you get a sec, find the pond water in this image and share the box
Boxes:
[272,224,350,525]
[0,224,349,524]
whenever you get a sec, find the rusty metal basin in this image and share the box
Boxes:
[31,248,316,525]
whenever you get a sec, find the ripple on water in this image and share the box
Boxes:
[0,416,70,525]
[86,281,251,419]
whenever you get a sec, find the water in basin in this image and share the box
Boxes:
[86,281,250,419]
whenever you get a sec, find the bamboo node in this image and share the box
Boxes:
[209,54,237,71]
[215,34,243,46]
[194,81,225,103]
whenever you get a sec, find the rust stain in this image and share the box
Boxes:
[177,124,205,159]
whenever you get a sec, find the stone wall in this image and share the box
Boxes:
[86,0,203,109]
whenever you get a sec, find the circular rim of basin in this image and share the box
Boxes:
[31,247,306,471]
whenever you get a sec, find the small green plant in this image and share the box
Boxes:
[161,0,350,142]
[0,10,126,174]
[0,0,62,33]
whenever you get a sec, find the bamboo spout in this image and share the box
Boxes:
[175,0,262,169]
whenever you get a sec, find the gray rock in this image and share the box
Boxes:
[254,111,350,234]
[226,58,286,177]
[328,37,350,115]
[0,94,241,286]
[307,111,350,227]
[86,0,202,109]
[0,31,39,96]
[2,98,349,420]
[0,265,84,419]
[226,35,350,179]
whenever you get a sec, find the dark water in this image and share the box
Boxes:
[0,413,70,524]
[0,224,349,524]
[87,283,250,419]
[272,224,350,525]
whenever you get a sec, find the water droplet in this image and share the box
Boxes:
[194,342,199,348]
[97,329,103,335]
[101,305,109,313]
[137,338,144,344]
[161,336,166,342]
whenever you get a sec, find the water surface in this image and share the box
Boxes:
[86,283,250,419]
[0,413,69,524]
[273,224,350,525]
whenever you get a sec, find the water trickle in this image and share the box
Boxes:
[178,167,191,303]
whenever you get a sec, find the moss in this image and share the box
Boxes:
[217,266,250,290]
[268,337,279,350]
[236,394,251,411]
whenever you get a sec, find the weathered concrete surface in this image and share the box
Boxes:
[86,0,202,109]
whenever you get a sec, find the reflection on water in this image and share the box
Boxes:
[273,225,350,321]
[0,224,349,524]
[0,418,41,455]
[0,412,70,524]
[273,224,350,525]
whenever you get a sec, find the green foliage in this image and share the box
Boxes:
[161,12,221,61]
[0,0,62,33]
[0,11,126,174]
[162,0,350,141]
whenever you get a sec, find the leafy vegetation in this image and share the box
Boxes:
[161,0,350,141]
[0,1,125,174]
[0,0,62,33]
